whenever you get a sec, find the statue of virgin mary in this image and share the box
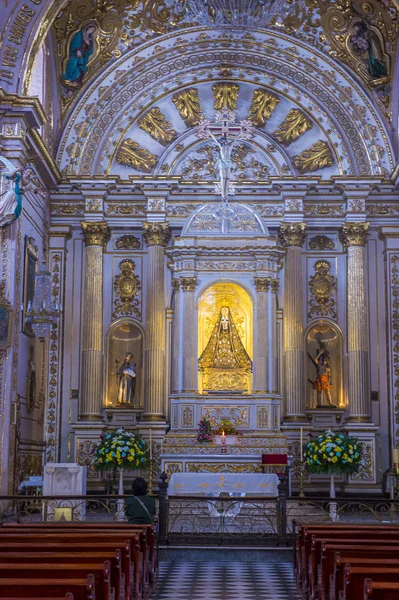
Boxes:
[199,306,252,372]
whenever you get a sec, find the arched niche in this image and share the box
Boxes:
[305,320,344,409]
[105,319,143,408]
[198,282,253,394]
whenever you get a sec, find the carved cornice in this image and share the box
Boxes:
[340,222,370,249]
[278,222,307,247]
[181,277,197,292]
[271,279,280,294]
[143,222,171,247]
[254,277,271,292]
[81,221,111,248]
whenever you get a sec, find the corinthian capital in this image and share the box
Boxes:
[340,222,369,249]
[81,221,110,248]
[143,222,171,247]
[278,222,307,247]
[254,277,271,292]
[181,277,197,292]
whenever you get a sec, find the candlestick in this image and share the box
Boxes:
[149,429,152,460]
[148,458,153,495]
[221,431,227,455]
[300,427,303,461]
[298,460,305,498]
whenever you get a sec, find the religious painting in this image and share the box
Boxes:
[348,20,388,80]
[198,283,252,394]
[62,22,98,91]
[22,237,38,337]
[105,320,143,408]
[54,507,73,522]
[306,321,343,409]
[0,302,12,350]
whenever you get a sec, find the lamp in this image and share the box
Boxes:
[164,0,295,30]
[26,262,61,338]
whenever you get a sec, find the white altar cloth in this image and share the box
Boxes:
[168,473,278,497]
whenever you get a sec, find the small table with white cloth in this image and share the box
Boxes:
[168,473,279,497]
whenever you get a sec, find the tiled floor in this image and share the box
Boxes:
[154,561,301,599]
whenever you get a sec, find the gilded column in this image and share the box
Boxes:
[341,222,370,421]
[270,278,280,395]
[279,222,307,420]
[181,277,198,393]
[254,277,270,393]
[171,279,181,394]
[143,222,171,419]
[80,222,110,420]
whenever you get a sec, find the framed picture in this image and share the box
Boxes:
[22,236,38,337]
[54,507,73,522]
[0,302,12,350]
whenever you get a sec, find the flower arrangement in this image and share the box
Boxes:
[303,428,363,476]
[197,417,213,443]
[93,428,149,472]
[215,419,240,436]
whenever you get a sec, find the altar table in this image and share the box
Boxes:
[168,473,279,497]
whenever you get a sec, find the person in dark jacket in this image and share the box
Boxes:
[125,477,156,524]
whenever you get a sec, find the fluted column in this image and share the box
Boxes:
[80,221,110,420]
[254,277,270,393]
[143,222,171,420]
[171,279,181,394]
[181,277,198,393]
[279,222,307,420]
[341,222,370,421]
[270,278,280,395]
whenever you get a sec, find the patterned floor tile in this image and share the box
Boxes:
[153,561,300,599]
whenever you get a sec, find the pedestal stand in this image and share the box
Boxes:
[117,468,125,521]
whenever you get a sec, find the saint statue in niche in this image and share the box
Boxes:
[62,22,98,88]
[309,349,336,408]
[199,306,252,372]
[349,20,388,79]
[0,160,45,227]
[117,352,136,405]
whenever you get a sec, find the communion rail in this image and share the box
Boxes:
[1,488,399,548]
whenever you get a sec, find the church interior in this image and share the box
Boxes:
[2,0,399,597]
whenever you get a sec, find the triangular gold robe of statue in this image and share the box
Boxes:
[199,306,252,372]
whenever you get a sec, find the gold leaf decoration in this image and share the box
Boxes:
[138,107,177,146]
[172,88,203,127]
[293,141,334,174]
[274,109,313,146]
[116,139,157,173]
[212,82,240,110]
[113,259,141,319]
[248,89,280,126]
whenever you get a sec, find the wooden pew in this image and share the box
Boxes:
[331,552,399,600]
[0,527,147,594]
[0,562,113,600]
[1,597,74,600]
[342,565,399,600]
[364,578,399,600]
[0,551,124,600]
[0,574,95,599]
[0,542,134,600]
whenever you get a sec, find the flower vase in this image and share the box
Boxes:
[116,468,125,521]
[329,473,338,522]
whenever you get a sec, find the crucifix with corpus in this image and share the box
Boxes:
[196,107,254,202]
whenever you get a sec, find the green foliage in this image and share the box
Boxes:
[93,428,149,472]
[303,429,363,476]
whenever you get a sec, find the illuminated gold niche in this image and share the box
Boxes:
[198,283,252,394]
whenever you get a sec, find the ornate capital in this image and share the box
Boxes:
[172,279,181,292]
[181,277,197,292]
[254,277,271,292]
[271,278,280,294]
[278,222,307,247]
[81,221,110,248]
[143,222,171,247]
[340,222,369,249]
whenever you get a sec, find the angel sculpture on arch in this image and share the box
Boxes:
[0,158,45,228]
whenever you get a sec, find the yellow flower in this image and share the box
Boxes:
[331,456,338,463]
[334,447,341,453]
[127,456,134,462]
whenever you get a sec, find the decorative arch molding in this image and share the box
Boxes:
[56,28,394,178]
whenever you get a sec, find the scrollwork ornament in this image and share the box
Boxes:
[278,222,307,247]
[309,235,335,250]
[308,259,337,320]
[113,259,141,319]
[143,222,171,247]
[294,141,334,173]
[115,234,141,250]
